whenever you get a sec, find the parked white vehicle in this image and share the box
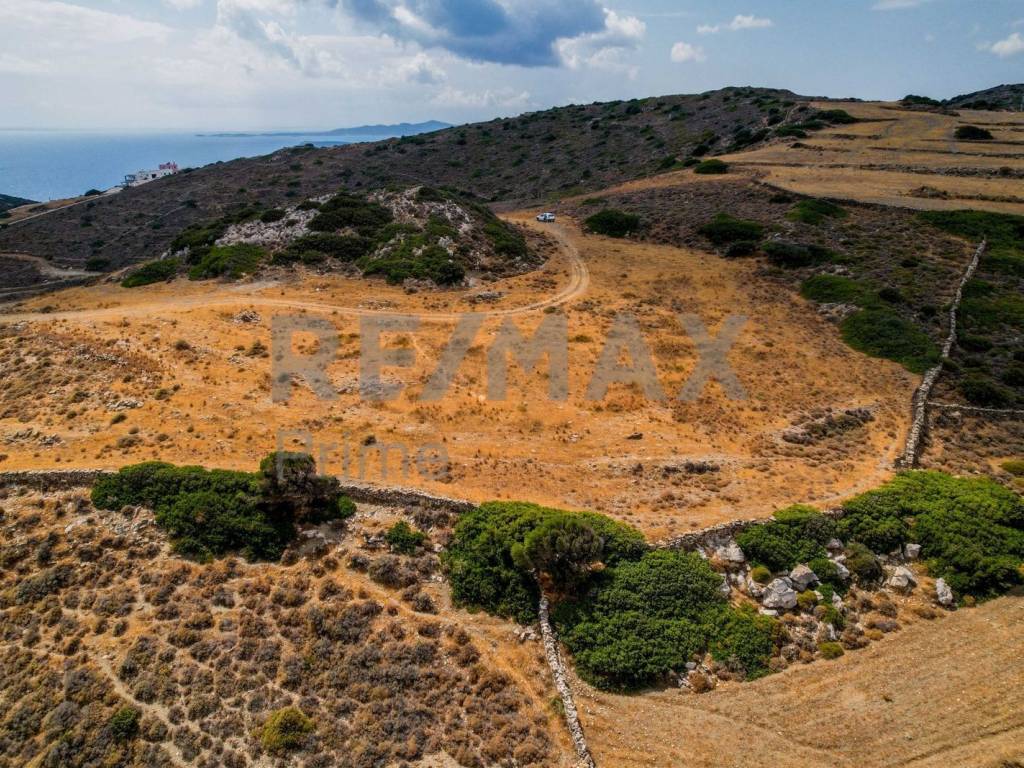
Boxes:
[536,212,556,222]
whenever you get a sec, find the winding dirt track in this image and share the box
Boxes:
[0,219,589,325]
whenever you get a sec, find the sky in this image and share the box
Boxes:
[0,0,1022,132]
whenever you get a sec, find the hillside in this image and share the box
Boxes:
[946,83,1024,111]
[0,87,822,272]
[0,194,35,215]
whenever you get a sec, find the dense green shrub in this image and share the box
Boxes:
[787,199,846,225]
[121,258,179,288]
[919,210,1024,250]
[954,125,994,141]
[762,240,833,268]
[188,243,265,280]
[108,707,140,741]
[512,515,603,591]
[735,505,835,572]
[840,307,939,373]
[694,159,729,174]
[260,708,314,754]
[1002,460,1024,477]
[276,233,372,263]
[309,193,392,234]
[706,606,777,679]
[800,274,874,306]
[724,240,759,258]
[443,501,646,622]
[818,642,845,659]
[818,109,857,125]
[483,219,529,259]
[584,209,641,238]
[843,542,883,584]
[260,208,286,223]
[698,214,764,245]
[839,471,1024,597]
[360,240,465,285]
[91,454,349,561]
[750,564,771,583]
[386,521,427,554]
[960,375,1015,407]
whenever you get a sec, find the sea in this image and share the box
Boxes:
[0,131,382,203]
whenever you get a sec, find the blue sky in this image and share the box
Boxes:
[0,0,1021,131]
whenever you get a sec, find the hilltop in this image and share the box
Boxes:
[199,119,451,138]
[0,87,822,272]
[0,193,35,215]
[946,83,1024,111]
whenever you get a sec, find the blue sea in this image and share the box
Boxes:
[0,131,377,202]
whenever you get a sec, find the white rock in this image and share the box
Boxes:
[718,576,732,598]
[904,543,922,560]
[831,593,844,610]
[935,577,955,607]
[762,579,798,610]
[758,607,779,617]
[789,564,819,591]
[745,575,766,598]
[831,559,851,581]
[887,565,917,592]
[716,541,746,564]
[826,538,844,552]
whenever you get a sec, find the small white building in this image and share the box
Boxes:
[123,162,178,188]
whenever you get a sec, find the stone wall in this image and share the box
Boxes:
[897,239,985,468]
[658,508,846,552]
[538,596,597,768]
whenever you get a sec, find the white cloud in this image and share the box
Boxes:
[670,41,706,63]
[387,53,447,85]
[697,14,772,34]
[989,32,1024,57]
[164,0,204,9]
[0,0,170,45]
[431,86,531,110]
[0,52,53,74]
[555,9,645,73]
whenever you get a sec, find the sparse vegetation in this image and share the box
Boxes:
[787,199,847,225]
[698,214,764,245]
[762,240,833,268]
[694,159,729,175]
[386,521,428,554]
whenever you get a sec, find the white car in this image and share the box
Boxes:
[536,212,556,222]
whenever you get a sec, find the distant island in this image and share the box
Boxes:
[198,120,452,139]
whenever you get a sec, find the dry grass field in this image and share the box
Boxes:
[0,213,915,538]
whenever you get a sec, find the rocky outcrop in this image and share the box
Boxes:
[538,596,597,768]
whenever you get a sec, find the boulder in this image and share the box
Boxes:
[887,565,917,592]
[762,579,798,610]
[826,538,844,553]
[935,577,955,607]
[718,576,732,599]
[716,541,746,564]
[904,543,922,560]
[789,564,819,591]
[744,575,766,599]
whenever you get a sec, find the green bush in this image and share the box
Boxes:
[443,501,646,622]
[787,199,847,225]
[121,258,179,288]
[800,274,874,306]
[919,210,1024,250]
[960,375,1015,407]
[750,564,772,583]
[336,495,357,518]
[705,606,776,680]
[91,454,349,562]
[818,109,857,125]
[698,214,764,245]
[762,240,833,268]
[955,125,994,141]
[1002,460,1024,477]
[844,542,883,584]
[694,159,729,175]
[188,244,265,280]
[818,641,845,659]
[276,233,372,263]
[260,708,314,754]
[840,471,1024,597]
[108,706,140,741]
[584,209,641,238]
[483,219,529,259]
[724,240,759,258]
[512,515,604,591]
[840,308,939,373]
[735,505,835,572]
[360,240,465,285]
[309,192,392,235]
[386,521,427,555]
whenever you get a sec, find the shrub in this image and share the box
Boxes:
[260,708,314,754]
[698,214,764,245]
[121,258,179,288]
[735,505,834,572]
[336,495,357,518]
[787,199,846,225]
[386,521,427,555]
[818,109,857,125]
[512,515,603,591]
[750,564,772,583]
[840,308,939,373]
[800,274,874,306]
[360,241,465,285]
[277,233,371,263]
[85,256,110,272]
[818,641,845,659]
[840,471,1024,597]
[108,706,140,741]
[309,192,392,235]
[919,210,1024,250]
[159,489,283,561]
[443,501,646,622]
[260,208,286,223]
[1002,460,1024,477]
[706,606,776,680]
[483,219,529,259]
[960,375,1014,407]
[954,125,994,141]
[724,240,759,258]
[762,240,833,268]
[188,244,265,280]
[584,209,641,238]
[694,159,729,174]
[796,589,818,611]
